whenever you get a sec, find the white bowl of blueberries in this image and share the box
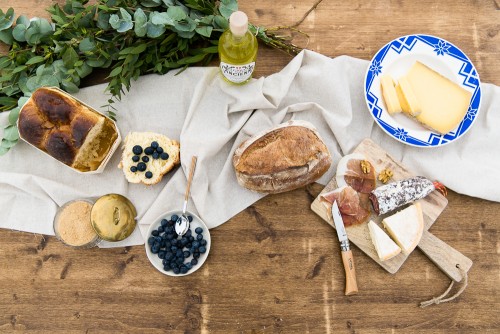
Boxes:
[145,210,211,276]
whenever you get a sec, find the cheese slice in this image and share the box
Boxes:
[382,203,424,255]
[406,61,472,134]
[395,76,421,117]
[380,75,402,114]
[368,220,401,261]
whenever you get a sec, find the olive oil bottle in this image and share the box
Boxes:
[218,11,258,84]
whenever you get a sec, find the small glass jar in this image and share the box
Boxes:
[53,199,101,249]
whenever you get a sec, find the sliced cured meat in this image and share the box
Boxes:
[320,186,370,227]
[336,153,376,193]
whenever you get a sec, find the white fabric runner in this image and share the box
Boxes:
[0,50,498,248]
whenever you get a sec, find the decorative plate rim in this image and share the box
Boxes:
[364,34,482,148]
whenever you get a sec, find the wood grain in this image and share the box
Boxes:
[0,0,499,333]
[311,138,449,274]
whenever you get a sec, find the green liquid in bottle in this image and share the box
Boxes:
[218,11,258,85]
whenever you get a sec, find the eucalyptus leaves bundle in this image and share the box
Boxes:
[0,0,303,155]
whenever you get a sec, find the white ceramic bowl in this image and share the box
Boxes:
[145,210,211,276]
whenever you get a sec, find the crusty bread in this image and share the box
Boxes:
[118,132,180,185]
[382,203,424,255]
[18,87,118,172]
[233,120,332,194]
[368,220,401,261]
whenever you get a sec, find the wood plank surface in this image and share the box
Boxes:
[1,0,500,333]
[310,138,450,274]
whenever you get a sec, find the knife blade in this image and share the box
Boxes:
[332,200,358,295]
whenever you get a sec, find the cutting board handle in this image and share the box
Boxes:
[418,230,473,282]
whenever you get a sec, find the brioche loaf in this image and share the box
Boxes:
[18,87,118,172]
[233,120,332,194]
[118,132,180,185]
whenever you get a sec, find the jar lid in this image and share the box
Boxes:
[90,194,137,242]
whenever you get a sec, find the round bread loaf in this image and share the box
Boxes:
[233,120,332,194]
[18,87,118,172]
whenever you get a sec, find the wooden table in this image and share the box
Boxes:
[1,1,499,332]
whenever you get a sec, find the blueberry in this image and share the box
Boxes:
[192,241,200,248]
[130,166,137,172]
[166,226,174,233]
[144,147,154,155]
[191,259,198,266]
[156,146,164,154]
[176,249,183,258]
[142,156,149,163]
[180,237,188,246]
[137,162,147,172]
[196,234,203,241]
[170,262,178,269]
[186,243,192,249]
[180,266,188,274]
[158,226,164,233]
[200,239,207,246]
[158,251,166,259]
[163,264,171,271]
[161,219,169,227]
[171,215,179,222]
[195,227,203,234]
[160,240,166,248]
[173,267,180,274]
[166,233,174,240]
[132,155,140,162]
[154,236,162,243]
[189,236,195,242]
[185,262,193,270]
[176,240,183,248]
[185,230,192,237]
[183,250,191,258]
[199,246,206,254]
[176,258,184,265]
[145,171,153,179]
[171,245,178,252]
[151,243,160,254]
[193,251,200,259]
[168,220,175,226]
[148,237,154,245]
[151,230,159,237]
[152,152,160,160]
[162,259,169,265]
[132,145,143,155]
[188,216,193,223]
[151,141,159,149]
[165,252,173,261]
[165,241,172,249]
[160,152,169,160]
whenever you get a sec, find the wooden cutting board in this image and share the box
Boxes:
[311,138,472,281]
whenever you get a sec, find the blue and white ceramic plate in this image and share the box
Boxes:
[364,34,481,147]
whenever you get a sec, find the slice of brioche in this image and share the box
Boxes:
[382,203,424,255]
[368,220,401,261]
[118,132,180,185]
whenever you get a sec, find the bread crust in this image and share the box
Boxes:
[233,120,332,194]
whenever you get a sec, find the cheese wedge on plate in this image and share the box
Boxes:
[395,76,421,117]
[382,202,424,255]
[368,220,401,261]
[380,75,402,115]
[406,61,472,134]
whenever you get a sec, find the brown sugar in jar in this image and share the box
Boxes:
[54,200,100,248]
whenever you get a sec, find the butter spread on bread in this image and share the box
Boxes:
[118,132,180,185]
[18,87,118,172]
[233,120,332,194]
[382,202,424,255]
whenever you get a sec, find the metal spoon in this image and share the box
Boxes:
[175,156,197,236]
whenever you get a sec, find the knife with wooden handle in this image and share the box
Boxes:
[332,200,358,295]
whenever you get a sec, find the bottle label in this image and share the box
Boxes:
[220,62,255,83]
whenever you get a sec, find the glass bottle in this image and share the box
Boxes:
[218,11,258,84]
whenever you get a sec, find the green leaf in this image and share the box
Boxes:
[195,25,212,38]
[131,43,147,54]
[141,0,162,7]
[12,65,27,74]
[86,57,107,68]
[108,66,122,77]
[134,8,148,37]
[150,12,175,26]
[26,75,59,91]
[147,22,166,38]
[25,56,45,65]
[0,96,18,107]
[0,8,15,31]
[97,12,110,30]
[3,125,19,141]
[0,56,11,69]
[12,24,27,42]
[1,138,18,149]
[75,62,92,78]
[16,15,30,28]
[219,0,238,19]
[176,53,206,65]
[8,107,21,125]
[162,0,175,6]
[176,30,195,39]
[167,6,187,21]
[214,15,229,30]
[174,17,196,32]
[79,37,95,52]
[119,8,132,22]
[62,47,78,68]
[61,80,79,93]
[17,96,29,108]
[0,28,13,44]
